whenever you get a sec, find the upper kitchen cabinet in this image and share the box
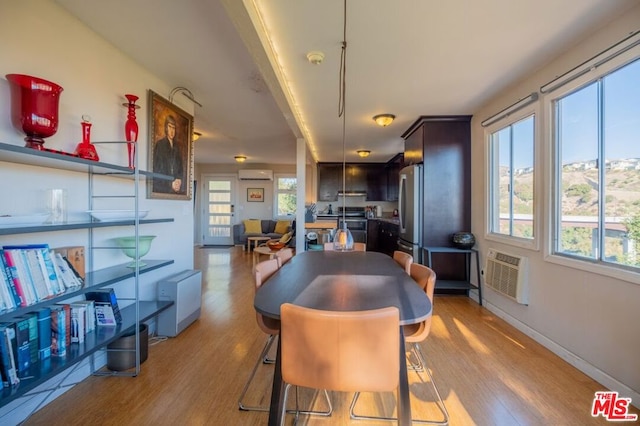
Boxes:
[385,153,404,202]
[317,163,388,201]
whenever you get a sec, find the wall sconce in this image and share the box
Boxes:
[372,114,395,127]
[234,155,247,163]
[193,131,202,141]
[357,150,371,158]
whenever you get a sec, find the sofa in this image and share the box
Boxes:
[233,219,295,248]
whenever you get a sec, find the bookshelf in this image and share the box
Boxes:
[0,141,176,409]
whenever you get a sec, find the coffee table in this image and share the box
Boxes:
[246,236,270,252]
[253,245,280,260]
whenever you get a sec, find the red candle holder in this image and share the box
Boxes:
[123,94,140,169]
[74,116,99,161]
[5,73,63,150]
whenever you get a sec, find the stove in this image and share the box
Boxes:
[337,207,367,243]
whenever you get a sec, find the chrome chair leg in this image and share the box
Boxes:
[239,335,333,416]
[238,334,276,411]
[349,343,449,425]
[281,384,332,424]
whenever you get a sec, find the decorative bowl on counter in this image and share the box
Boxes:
[452,232,476,249]
[114,235,156,267]
[88,209,149,222]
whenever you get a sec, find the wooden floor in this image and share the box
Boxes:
[25,246,637,425]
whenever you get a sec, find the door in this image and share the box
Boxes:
[202,175,235,245]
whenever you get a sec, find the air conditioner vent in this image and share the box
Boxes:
[485,249,529,305]
[238,169,273,180]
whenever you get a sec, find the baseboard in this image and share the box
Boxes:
[482,299,640,405]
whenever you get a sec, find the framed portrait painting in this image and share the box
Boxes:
[247,188,264,202]
[147,90,194,200]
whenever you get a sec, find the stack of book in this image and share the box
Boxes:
[0,244,83,311]
[0,290,119,387]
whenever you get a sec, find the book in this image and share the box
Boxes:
[36,307,52,360]
[95,302,117,326]
[56,304,71,348]
[40,247,63,295]
[21,313,39,365]
[1,250,29,307]
[0,323,20,386]
[52,251,82,289]
[14,317,31,373]
[22,248,51,300]
[73,300,95,333]
[70,304,86,343]
[0,261,16,311]
[3,249,37,305]
[85,289,122,324]
[50,306,66,357]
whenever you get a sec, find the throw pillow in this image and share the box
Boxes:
[279,231,293,244]
[243,219,262,234]
[274,220,291,235]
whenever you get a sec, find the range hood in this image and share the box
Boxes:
[338,190,367,197]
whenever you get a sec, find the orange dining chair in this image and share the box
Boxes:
[238,258,280,412]
[239,259,331,417]
[350,263,449,424]
[280,304,400,425]
[393,250,413,274]
[353,242,367,251]
[324,242,366,251]
[275,247,294,267]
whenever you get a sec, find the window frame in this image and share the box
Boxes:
[544,44,640,284]
[484,104,541,251]
[273,173,297,220]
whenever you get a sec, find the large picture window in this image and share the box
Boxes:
[553,58,640,270]
[487,114,536,243]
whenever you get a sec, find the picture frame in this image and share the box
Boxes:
[247,188,264,202]
[147,90,194,200]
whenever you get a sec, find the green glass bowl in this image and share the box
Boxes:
[114,235,156,267]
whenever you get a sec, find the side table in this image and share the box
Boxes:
[247,236,270,252]
[423,246,483,305]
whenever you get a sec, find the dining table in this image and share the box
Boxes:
[254,250,432,426]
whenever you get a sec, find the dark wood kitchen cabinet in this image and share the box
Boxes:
[402,116,472,291]
[385,153,404,201]
[317,162,388,201]
[367,219,399,256]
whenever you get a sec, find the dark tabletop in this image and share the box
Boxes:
[254,251,431,325]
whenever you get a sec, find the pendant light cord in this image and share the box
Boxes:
[338,0,347,228]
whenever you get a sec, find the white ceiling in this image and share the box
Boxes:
[56,0,637,165]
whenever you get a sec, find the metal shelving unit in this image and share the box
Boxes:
[0,141,175,409]
[423,246,483,305]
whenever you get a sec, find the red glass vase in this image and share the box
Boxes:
[5,73,63,150]
[74,117,99,161]
[123,94,140,169]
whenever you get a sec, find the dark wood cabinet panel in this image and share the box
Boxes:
[368,219,399,256]
[401,116,471,286]
[318,162,390,201]
[385,153,403,201]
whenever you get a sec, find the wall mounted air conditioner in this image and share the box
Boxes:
[485,249,529,305]
[238,169,273,180]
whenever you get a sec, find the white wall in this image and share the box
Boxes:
[0,2,195,423]
[471,5,640,402]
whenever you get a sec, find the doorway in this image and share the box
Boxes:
[201,175,235,246]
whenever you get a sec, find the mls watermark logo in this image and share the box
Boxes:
[591,391,638,421]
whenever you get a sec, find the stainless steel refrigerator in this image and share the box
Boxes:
[397,164,422,262]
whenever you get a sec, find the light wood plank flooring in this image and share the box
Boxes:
[25,246,637,425]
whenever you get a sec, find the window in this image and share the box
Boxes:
[275,175,297,219]
[553,58,640,270]
[487,114,536,243]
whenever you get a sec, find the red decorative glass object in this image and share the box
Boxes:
[123,94,140,169]
[5,73,64,150]
[74,116,99,161]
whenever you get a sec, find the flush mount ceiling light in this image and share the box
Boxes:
[372,113,395,127]
[357,150,370,158]
[234,155,247,163]
[193,131,202,141]
[306,51,325,65]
